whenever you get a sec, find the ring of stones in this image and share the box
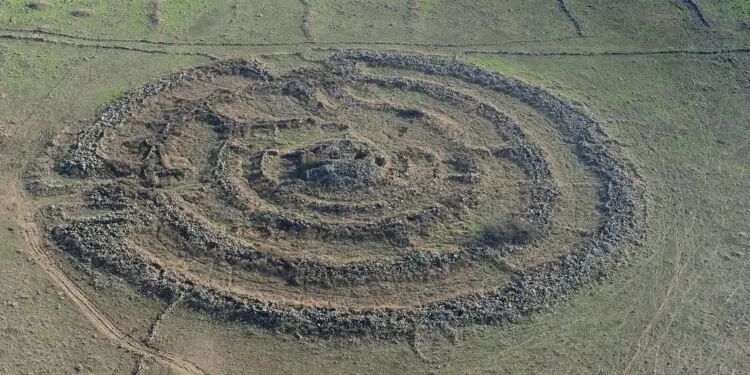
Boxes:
[41,52,646,340]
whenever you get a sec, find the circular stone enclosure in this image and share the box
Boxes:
[31,52,647,340]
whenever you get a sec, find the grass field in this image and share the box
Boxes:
[1,1,748,374]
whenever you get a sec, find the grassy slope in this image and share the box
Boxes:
[0,0,748,374]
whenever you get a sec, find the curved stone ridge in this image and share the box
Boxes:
[31,52,647,340]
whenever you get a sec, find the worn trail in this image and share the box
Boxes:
[3,31,748,59]
[0,34,218,60]
[16,179,207,375]
[0,27,581,48]
[463,47,750,57]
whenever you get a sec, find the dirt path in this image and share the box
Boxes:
[4,31,748,63]
[13,179,208,375]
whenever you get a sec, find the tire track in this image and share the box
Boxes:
[0,26,582,48]
[3,30,749,61]
[16,200,207,375]
[462,47,750,57]
[621,231,689,374]
[0,34,219,60]
[0,26,302,46]
[622,167,699,375]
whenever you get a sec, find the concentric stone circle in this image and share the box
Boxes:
[30,52,647,340]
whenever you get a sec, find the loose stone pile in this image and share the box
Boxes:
[30,52,647,340]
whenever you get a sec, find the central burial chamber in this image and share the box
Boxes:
[281,138,385,188]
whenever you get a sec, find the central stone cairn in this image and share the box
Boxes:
[30,52,646,340]
[287,139,385,188]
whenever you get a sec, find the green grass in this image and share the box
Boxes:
[98,87,124,104]
[159,0,212,31]
[699,0,750,27]
[413,0,574,44]
[4,0,153,38]
[463,55,548,84]
[312,0,413,42]
[419,0,435,11]
[2,0,306,42]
